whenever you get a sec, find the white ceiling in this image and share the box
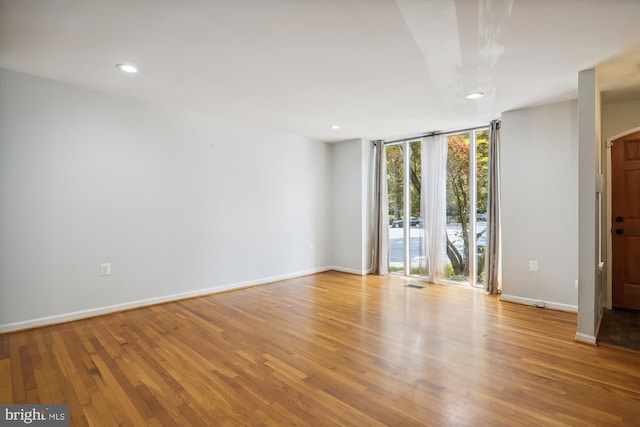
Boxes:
[1,0,639,142]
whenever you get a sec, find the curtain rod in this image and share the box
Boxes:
[381,121,498,145]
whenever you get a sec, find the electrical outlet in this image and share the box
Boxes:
[528,260,539,271]
[100,263,111,276]
[575,280,579,289]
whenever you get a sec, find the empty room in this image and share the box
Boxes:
[1,0,639,425]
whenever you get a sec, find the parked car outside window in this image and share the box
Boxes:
[391,217,421,228]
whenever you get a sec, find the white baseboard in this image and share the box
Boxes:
[575,332,597,345]
[330,266,370,276]
[0,266,334,333]
[500,294,578,313]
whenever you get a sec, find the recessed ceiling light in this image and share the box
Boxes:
[331,125,340,130]
[465,92,485,99]
[116,63,138,73]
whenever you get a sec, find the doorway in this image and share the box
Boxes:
[610,129,640,310]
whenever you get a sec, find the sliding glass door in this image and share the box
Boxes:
[387,127,488,286]
[444,129,489,286]
[409,140,422,276]
[386,141,422,276]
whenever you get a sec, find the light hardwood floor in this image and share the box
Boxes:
[1,271,639,426]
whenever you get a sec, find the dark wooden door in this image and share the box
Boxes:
[612,130,640,310]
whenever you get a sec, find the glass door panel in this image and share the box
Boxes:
[386,144,405,274]
[445,133,470,283]
[409,140,422,275]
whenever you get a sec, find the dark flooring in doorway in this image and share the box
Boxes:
[597,308,640,353]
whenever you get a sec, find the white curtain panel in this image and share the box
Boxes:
[372,140,389,275]
[485,120,502,294]
[420,135,448,284]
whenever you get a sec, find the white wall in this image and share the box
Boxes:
[0,69,332,331]
[500,100,579,311]
[576,69,601,344]
[602,98,640,140]
[330,139,373,274]
[361,140,374,273]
